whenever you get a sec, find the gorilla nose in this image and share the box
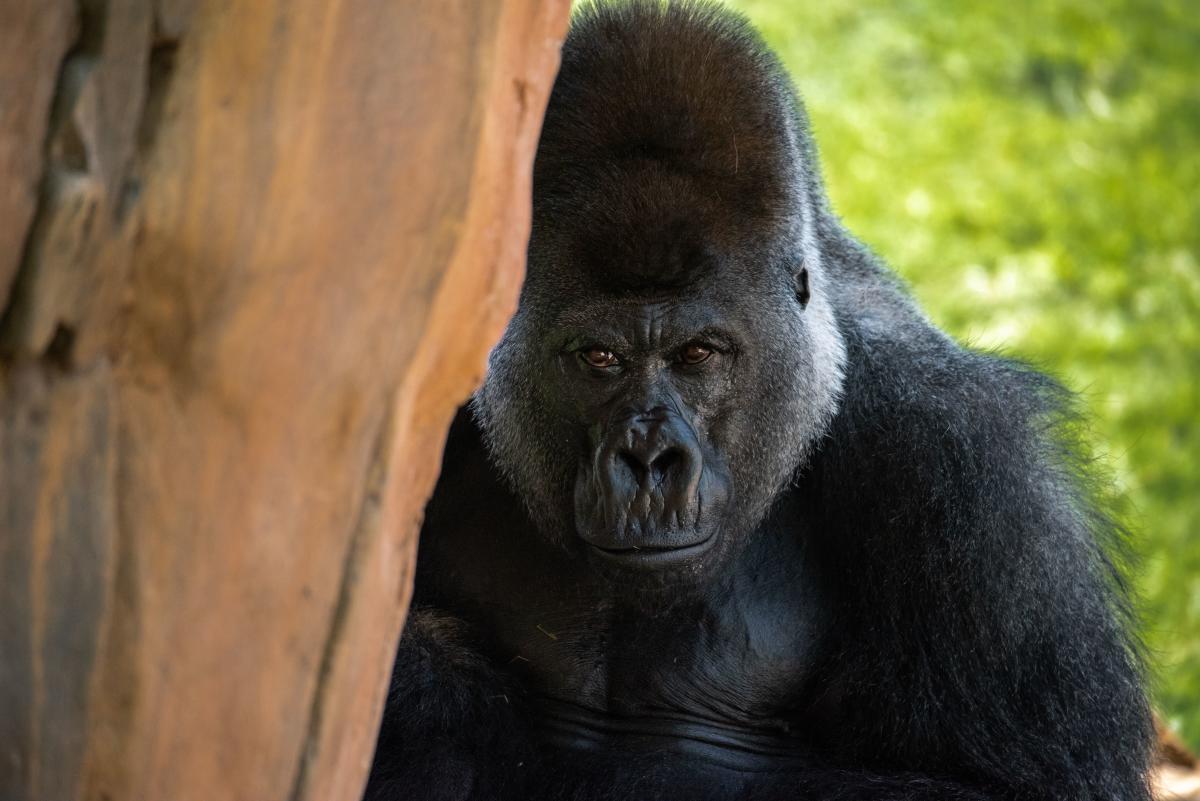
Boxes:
[592,413,706,531]
[575,409,718,561]
[617,442,684,488]
[612,413,701,493]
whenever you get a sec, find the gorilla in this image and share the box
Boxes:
[365,2,1153,799]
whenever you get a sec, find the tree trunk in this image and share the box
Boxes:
[0,2,569,800]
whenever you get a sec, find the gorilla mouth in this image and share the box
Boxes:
[588,532,718,569]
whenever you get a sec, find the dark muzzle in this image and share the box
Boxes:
[575,409,709,553]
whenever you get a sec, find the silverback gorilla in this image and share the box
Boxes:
[365,2,1154,799]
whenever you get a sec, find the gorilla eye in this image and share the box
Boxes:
[580,348,620,369]
[679,344,713,365]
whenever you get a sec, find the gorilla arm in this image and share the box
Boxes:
[362,609,533,801]
[795,292,1154,800]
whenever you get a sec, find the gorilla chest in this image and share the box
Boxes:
[494,549,831,767]
[535,611,818,744]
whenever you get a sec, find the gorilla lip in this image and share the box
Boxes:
[587,533,717,569]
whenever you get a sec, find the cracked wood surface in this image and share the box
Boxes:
[0,1,570,800]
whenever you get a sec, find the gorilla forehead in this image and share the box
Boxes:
[549,285,748,352]
[532,170,732,296]
[529,158,800,297]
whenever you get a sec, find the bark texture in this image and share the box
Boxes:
[0,2,569,800]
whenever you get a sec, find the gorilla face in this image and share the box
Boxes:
[476,221,847,586]
[559,294,739,569]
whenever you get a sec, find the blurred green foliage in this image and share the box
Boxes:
[724,0,1200,746]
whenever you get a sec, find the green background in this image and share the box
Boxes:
[723,0,1200,746]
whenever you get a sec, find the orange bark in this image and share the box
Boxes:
[0,2,569,800]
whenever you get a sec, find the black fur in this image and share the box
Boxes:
[365,2,1153,799]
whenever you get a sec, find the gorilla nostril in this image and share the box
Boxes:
[616,447,685,487]
[618,450,647,482]
[650,449,681,483]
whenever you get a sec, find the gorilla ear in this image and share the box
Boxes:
[793,266,810,309]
